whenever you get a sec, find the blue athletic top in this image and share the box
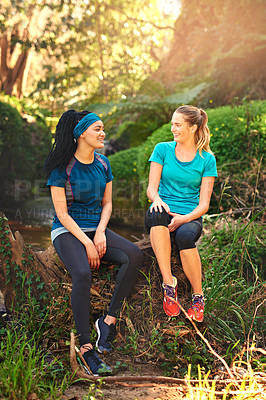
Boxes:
[149,141,218,215]
[47,153,113,240]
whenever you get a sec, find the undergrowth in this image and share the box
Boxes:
[0,329,71,399]
[0,213,265,399]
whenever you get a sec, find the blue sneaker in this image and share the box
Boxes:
[95,316,116,354]
[81,348,112,376]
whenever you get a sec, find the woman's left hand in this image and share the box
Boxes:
[93,230,107,259]
[168,213,188,232]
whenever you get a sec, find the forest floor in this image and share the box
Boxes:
[62,380,185,400]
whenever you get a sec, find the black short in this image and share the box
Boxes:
[145,208,202,251]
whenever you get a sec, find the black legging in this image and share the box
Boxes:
[145,209,202,250]
[53,228,143,346]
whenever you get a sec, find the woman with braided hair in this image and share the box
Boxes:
[145,105,217,322]
[44,110,143,375]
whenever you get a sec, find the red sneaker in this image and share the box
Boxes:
[187,294,205,322]
[162,277,180,317]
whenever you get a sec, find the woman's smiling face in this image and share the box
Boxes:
[81,120,105,149]
[171,112,196,144]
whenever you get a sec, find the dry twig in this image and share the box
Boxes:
[179,304,238,384]
[246,299,266,362]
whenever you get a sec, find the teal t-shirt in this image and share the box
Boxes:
[149,141,218,215]
[47,153,113,232]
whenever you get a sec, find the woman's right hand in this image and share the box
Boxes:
[150,196,170,213]
[85,240,100,270]
[147,162,169,213]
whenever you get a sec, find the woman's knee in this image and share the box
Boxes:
[175,231,196,250]
[145,208,169,232]
[126,243,143,266]
[73,268,91,285]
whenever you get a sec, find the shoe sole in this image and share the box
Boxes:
[95,319,102,353]
[163,305,181,317]
[164,311,181,317]
[187,314,204,322]
[95,319,112,354]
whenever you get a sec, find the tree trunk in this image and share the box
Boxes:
[0,212,187,312]
[0,5,35,97]
[0,212,70,310]
[0,35,29,96]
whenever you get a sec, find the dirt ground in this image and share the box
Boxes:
[62,382,185,400]
[61,361,186,400]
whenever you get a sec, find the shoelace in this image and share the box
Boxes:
[84,349,103,368]
[164,285,176,304]
[105,324,115,343]
[164,285,175,298]
[192,296,204,310]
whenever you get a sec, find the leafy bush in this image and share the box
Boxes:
[103,95,174,146]
[0,93,53,119]
[111,120,158,150]
[0,101,23,156]
[207,100,266,165]
[0,101,52,200]
[109,146,139,183]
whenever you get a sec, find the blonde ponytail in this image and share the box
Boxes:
[195,109,212,156]
[174,105,213,156]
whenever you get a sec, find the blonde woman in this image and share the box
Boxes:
[145,105,217,322]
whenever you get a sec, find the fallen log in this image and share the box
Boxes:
[69,331,188,386]
[0,211,70,309]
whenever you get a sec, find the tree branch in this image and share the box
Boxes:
[0,36,9,76]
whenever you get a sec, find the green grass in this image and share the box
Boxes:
[0,330,70,400]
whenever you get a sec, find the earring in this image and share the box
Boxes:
[74,138,77,143]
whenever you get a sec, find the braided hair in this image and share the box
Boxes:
[43,110,90,178]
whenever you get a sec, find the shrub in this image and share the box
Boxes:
[0,101,52,200]
[109,146,140,183]
[207,100,266,165]
[111,120,159,150]
[0,101,23,157]
[103,95,174,147]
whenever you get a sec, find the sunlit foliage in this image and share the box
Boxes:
[0,0,178,109]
